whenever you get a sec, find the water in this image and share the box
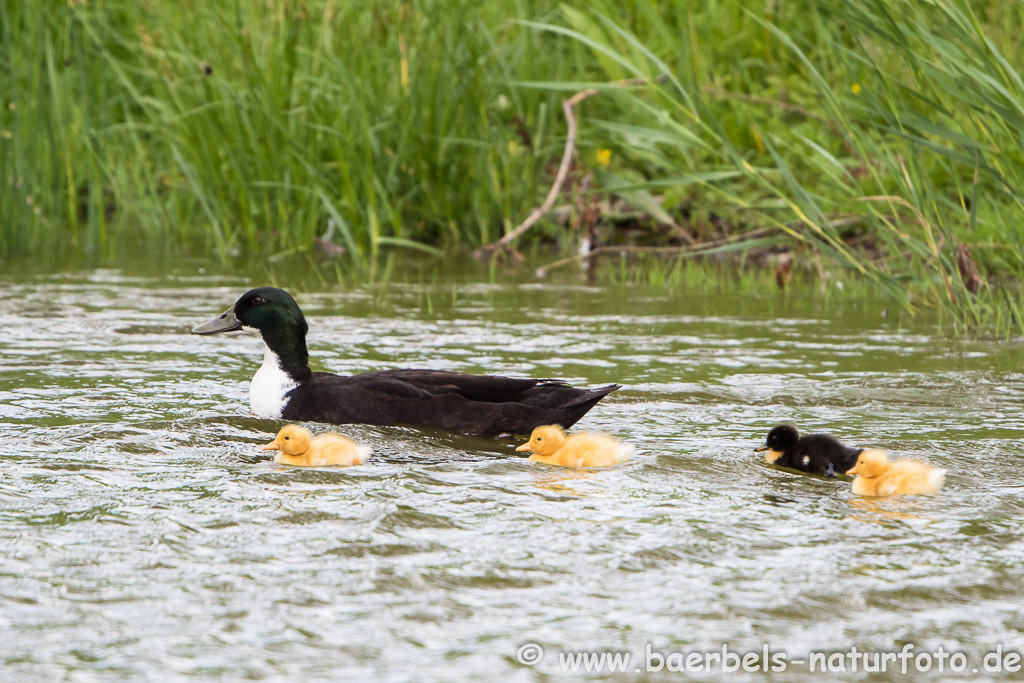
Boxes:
[2,262,1024,681]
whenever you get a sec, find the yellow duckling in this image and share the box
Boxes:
[846,450,946,497]
[262,425,371,467]
[515,425,633,468]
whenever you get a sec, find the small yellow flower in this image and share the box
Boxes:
[851,82,862,95]
[399,37,409,91]
[751,125,765,155]
[595,148,612,167]
[507,140,522,156]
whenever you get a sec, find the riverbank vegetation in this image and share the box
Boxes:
[2,1,1023,332]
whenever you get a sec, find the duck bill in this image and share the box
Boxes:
[845,466,858,476]
[192,306,243,335]
[262,438,281,451]
[754,443,769,452]
[515,443,533,452]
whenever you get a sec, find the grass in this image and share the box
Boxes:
[2,0,1024,333]
[2,0,567,259]
[524,0,1024,333]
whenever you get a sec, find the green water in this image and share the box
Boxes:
[2,260,1024,681]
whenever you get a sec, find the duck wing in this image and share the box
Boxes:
[779,435,863,476]
[282,369,619,437]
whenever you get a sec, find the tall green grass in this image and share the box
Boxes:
[2,0,1023,332]
[517,0,1024,333]
[1,0,570,259]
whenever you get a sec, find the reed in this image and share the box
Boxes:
[516,0,1024,333]
[1,0,1022,332]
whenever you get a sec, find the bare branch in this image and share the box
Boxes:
[534,215,867,277]
[474,75,671,261]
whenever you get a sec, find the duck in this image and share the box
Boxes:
[515,424,633,468]
[755,424,864,478]
[192,287,619,437]
[262,425,371,467]
[846,450,946,496]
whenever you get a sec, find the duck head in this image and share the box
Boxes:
[192,287,312,383]
[756,424,799,453]
[847,449,888,478]
[192,287,307,338]
[515,425,567,456]
[263,424,312,456]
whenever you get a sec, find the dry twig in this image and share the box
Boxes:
[956,242,983,294]
[533,215,866,277]
[474,75,668,261]
[534,225,779,277]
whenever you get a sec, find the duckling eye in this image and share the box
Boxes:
[284,436,290,440]
[536,437,543,441]
[252,296,266,306]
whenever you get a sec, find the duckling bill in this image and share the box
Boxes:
[515,424,633,468]
[263,425,371,467]
[192,287,619,437]
[756,424,864,478]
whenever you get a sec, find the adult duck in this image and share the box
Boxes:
[192,287,619,437]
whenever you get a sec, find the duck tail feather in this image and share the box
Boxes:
[563,384,621,407]
[614,442,635,464]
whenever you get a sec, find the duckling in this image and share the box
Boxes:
[846,450,946,497]
[515,425,633,468]
[755,424,863,477]
[262,425,371,467]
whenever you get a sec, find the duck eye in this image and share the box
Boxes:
[252,296,266,305]
[284,436,290,440]
[537,437,542,441]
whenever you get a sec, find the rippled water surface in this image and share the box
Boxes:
[2,263,1024,681]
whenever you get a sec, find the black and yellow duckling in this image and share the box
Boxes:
[846,450,946,497]
[515,425,633,468]
[263,425,371,467]
[193,287,619,437]
[755,424,864,478]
